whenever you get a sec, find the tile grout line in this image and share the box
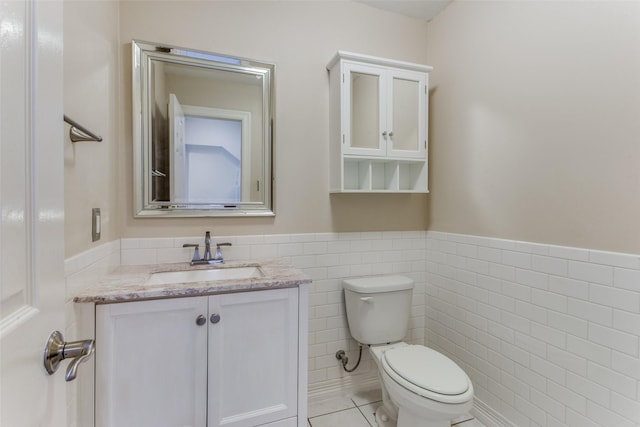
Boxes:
[308,402,478,427]
[355,405,374,427]
[307,400,372,422]
[307,388,479,426]
[308,396,383,427]
[307,406,356,421]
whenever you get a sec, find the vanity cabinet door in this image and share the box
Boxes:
[208,288,299,427]
[95,297,209,427]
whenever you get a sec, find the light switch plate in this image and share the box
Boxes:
[92,208,101,242]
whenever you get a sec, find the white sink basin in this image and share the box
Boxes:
[147,266,263,286]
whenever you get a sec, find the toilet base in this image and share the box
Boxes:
[397,408,450,427]
[374,404,396,427]
[373,402,453,427]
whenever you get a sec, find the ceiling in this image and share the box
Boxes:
[358,0,453,21]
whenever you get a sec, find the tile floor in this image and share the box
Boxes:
[308,388,485,427]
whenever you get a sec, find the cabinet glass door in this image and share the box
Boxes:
[388,70,426,159]
[344,63,385,156]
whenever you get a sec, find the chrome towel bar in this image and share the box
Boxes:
[63,115,103,143]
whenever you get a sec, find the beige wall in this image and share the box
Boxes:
[64,1,640,256]
[64,0,120,257]
[427,1,640,254]
[118,0,430,240]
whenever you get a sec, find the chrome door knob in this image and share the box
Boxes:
[210,313,221,324]
[43,331,95,382]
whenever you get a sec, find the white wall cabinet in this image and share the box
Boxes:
[328,51,432,193]
[95,287,306,427]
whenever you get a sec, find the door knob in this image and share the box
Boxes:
[43,331,95,382]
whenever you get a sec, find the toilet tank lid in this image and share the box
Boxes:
[342,275,414,293]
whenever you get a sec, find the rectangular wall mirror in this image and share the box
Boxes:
[132,40,275,217]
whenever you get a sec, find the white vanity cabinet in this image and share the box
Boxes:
[95,287,304,427]
[328,51,433,193]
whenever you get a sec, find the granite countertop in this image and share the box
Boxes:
[73,258,311,304]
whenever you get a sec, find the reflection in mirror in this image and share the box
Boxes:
[392,77,419,151]
[350,72,379,149]
[132,40,274,217]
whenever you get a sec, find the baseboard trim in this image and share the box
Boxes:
[308,374,379,403]
[471,398,515,427]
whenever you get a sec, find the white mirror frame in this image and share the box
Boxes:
[132,40,275,218]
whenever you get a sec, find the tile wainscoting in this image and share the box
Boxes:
[118,231,428,397]
[64,231,640,427]
[65,231,427,410]
[426,231,640,427]
[64,239,120,427]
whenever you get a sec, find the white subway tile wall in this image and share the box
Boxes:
[120,231,427,394]
[66,231,640,427]
[426,231,640,427]
[64,239,121,427]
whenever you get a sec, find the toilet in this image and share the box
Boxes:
[343,275,474,427]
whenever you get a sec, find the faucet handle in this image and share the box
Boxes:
[213,242,232,262]
[182,243,200,262]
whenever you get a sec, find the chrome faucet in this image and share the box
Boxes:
[183,231,232,265]
[204,231,213,261]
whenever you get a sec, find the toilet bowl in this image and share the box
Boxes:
[342,276,474,427]
[370,343,473,427]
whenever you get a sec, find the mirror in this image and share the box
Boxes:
[391,76,420,151]
[132,40,275,217]
[350,71,420,152]
[350,72,380,149]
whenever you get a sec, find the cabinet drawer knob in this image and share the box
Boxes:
[210,313,221,324]
[196,315,207,326]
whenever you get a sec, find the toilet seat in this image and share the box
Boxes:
[381,345,472,404]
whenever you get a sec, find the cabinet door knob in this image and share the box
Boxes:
[196,315,207,326]
[388,131,394,137]
[210,313,221,324]
[382,131,388,138]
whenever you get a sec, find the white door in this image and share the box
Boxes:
[169,93,187,201]
[208,288,299,427]
[0,0,66,426]
[181,105,251,203]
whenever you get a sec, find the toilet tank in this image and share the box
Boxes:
[343,276,414,345]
